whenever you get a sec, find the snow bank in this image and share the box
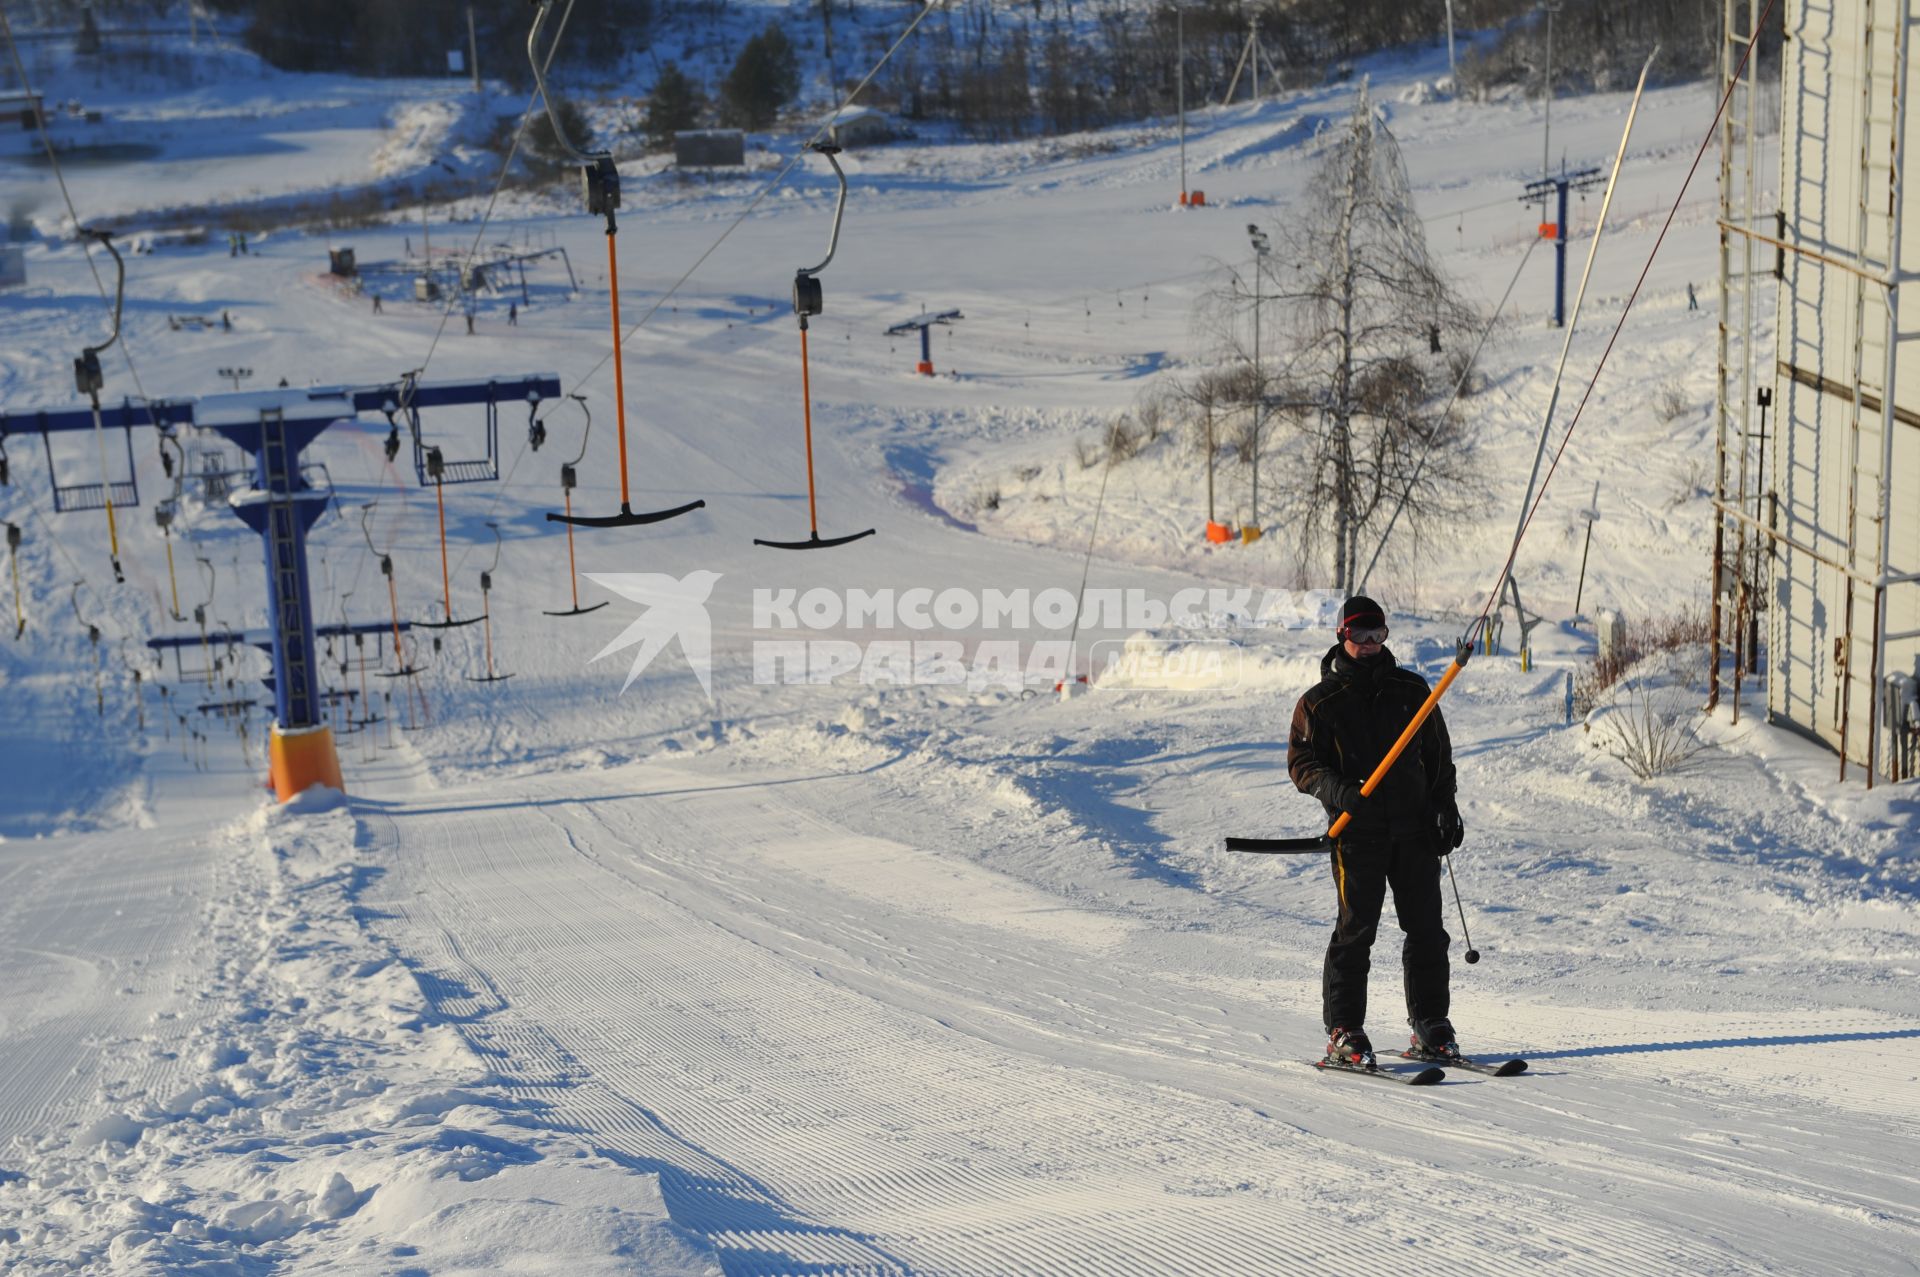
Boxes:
[0,803,718,1274]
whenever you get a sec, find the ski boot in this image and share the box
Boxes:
[1325,1026,1375,1068]
[1405,1017,1462,1063]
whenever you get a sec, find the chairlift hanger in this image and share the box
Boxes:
[154,499,186,622]
[72,228,130,582]
[120,636,154,732]
[528,0,705,531]
[544,394,608,618]
[756,144,875,551]
[415,445,484,629]
[526,393,547,452]
[361,503,426,679]
[340,590,382,731]
[71,582,105,716]
[7,521,24,638]
[465,521,513,684]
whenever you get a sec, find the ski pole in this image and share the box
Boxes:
[1445,855,1480,964]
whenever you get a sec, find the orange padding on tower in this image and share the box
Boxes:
[270,723,344,802]
[916,361,934,375]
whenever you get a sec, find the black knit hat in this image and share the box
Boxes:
[1337,595,1387,635]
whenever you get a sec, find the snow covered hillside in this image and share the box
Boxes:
[2,20,1916,1276]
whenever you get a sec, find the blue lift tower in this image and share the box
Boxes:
[1,372,560,799]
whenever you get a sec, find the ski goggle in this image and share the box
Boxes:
[1342,625,1389,644]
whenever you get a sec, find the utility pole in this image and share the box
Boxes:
[467,5,481,93]
[1247,223,1270,535]
[1445,0,1456,79]
[1177,4,1187,205]
[1540,1,1561,180]
[1251,15,1259,100]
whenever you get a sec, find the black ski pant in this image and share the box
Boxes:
[1322,835,1450,1033]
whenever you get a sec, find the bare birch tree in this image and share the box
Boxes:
[1219,84,1480,593]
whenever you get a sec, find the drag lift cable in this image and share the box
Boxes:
[72,228,129,583]
[544,394,608,618]
[755,144,875,551]
[465,522,513,684]
[529,0,704,531]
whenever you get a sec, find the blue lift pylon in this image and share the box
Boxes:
[1520,166,1604,328]
[1,372,560,800]
[885,309,964,376]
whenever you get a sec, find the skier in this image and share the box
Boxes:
[1288,595,1465,1070]
[1687,281,1699,311]
[508,302,518,326]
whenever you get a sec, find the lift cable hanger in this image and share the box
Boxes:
[756,144,875,551]
[154,499,186,622]
[120,636,153,733]
[361,503,426,685]
[416,443,483,629]
[71,228,131,583]
[154,426,189,622]
[543,394,608,618]
[465,522,513,684]
[70,582,105,716]
[528,0,704,531]
[6,521,23,638]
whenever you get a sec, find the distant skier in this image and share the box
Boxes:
[1288,595,1464,1070]
[508,302,518,326]
[465,311,475,335]
[1687,281,1699,311]
[371,294,383,314]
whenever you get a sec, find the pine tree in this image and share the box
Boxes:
[645,62,703,146]
[719,23,800,130]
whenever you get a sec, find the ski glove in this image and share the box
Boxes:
[1313,776,1365,816]
[1434,797,1465,855]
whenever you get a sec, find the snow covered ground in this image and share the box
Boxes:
[2,20,1916,1277]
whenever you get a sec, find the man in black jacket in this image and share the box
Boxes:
[1288,595,1465,1067]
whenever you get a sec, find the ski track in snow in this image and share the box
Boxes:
[342,728,1918,1276]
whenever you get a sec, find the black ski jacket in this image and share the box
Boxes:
[1287,642,1457,841]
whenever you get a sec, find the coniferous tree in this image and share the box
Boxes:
[645,61,704,145]
[719,23,800,130]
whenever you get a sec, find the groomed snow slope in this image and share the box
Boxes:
[2,27,1916,1277]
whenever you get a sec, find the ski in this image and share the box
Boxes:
[1309,1058,1447,1086]
[1399,1050,1527,1077]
